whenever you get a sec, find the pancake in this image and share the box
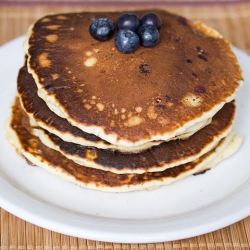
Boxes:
[24,10,243,148]
[33,101,236,174]
[6,97,242,192]
[17,64,211,152]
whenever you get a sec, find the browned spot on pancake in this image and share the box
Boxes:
[139,64,150,75]
[85,148,98,161]
[165,95,173,102]
[194,85,206,95]
[38,53,51,68]
[147,106,158,120]
[156,104,166,110]
[196,46,209,62]
[193,169,209,176]
[211,119,219,126]
[182,94,203,107]
[197,54,208,62]
[46,25,61,30]
[177,16,188,25]
[52,73,59,80]
[192,72,198,78]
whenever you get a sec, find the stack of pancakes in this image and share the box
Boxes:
[6,10,244,192]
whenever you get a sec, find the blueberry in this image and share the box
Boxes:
[115,30,140,54]
[89,18,115,41]
[141,13,162,30]
[116,13,140,32]
[138,24,160,47]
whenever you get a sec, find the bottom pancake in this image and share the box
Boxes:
[6,97,242,192]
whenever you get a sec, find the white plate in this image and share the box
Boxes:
[0,36,250,244]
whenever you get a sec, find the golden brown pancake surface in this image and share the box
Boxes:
[16,64,209,152]
[26,10,243,146]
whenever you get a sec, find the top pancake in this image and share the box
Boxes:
[17,63,211,152]
[25,10,243,147]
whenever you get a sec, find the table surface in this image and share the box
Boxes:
[0,1,250,249]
